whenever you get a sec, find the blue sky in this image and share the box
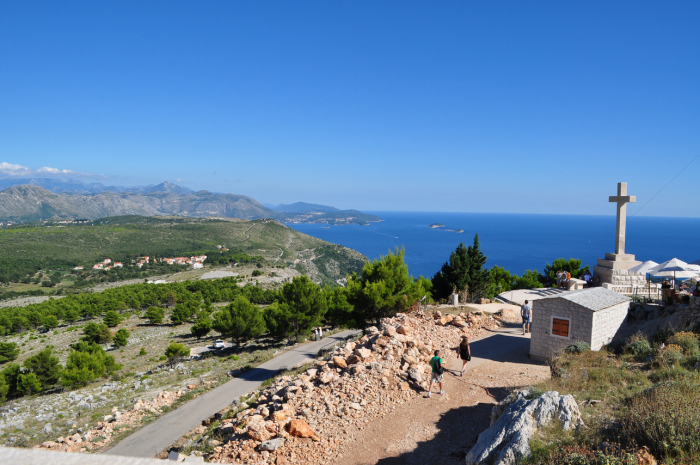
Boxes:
[1,1,698,217]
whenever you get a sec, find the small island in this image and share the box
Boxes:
[429,223,445,228]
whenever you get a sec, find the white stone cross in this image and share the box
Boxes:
[609,182,636,255]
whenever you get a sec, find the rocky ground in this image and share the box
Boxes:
[0,313,291,449]
[185,309,549,465]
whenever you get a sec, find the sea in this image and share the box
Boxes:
[286,212,700,279]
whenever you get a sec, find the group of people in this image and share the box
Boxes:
[426,302,534,397]
[556,269,598,288]
[313,327,323,341]
[555,270,571,289]
[426,335,471,398]
[663,279,700,297]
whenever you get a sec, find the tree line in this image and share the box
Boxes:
[430,234,590,302]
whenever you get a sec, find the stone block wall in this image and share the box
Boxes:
[610,268,646,286]
[529,299,593,362]
[590,301,630,350]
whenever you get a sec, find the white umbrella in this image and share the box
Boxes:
[649,258,699,281]
[629,260,658,275]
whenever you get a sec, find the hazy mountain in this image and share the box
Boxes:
[0,177,129,194]
[126,181,194,196]
[272,202,340,213]
[0,185,272,221]
[0,182,381,224]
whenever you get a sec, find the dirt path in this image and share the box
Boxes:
[333,324,550,465]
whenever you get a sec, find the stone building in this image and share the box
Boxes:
[529,287,631,362]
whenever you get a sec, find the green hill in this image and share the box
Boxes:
[0,215,366,291]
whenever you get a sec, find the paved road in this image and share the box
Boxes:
[105,330,361,458]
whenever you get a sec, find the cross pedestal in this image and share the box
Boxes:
[593,182,643,288]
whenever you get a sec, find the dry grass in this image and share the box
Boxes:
[529,332,700,465]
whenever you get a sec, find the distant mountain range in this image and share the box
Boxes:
[0,179,381,225]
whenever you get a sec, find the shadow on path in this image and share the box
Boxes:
[373,396,508,465]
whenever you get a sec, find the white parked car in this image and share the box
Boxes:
[214,340,225,349]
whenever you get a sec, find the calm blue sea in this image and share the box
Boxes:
[287,212,700,279]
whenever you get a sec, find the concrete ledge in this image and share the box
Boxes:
[0,446,165,465]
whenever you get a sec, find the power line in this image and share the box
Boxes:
[628,150,700,218]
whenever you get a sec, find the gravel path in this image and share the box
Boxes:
[333,324,550,465]
[104,330,361,458]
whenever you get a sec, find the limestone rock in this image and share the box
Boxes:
[332,356,347,369]
[259,437,285,452]
[466,390,583,465]
[287,420,316,438]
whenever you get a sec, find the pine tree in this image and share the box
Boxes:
[213,296,266,345]
[431,235,490,302]
[466,234,490,300]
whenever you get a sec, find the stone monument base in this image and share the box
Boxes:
[594,253,645,287]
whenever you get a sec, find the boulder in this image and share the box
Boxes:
[466,390,583,465]
[247,420,273,442]
[259,438,285,452]
[407,367,423,382]
[396,325,411,335]
[332,356,347,369]
[287,420,316,438]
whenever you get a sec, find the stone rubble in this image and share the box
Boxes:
[206,310,512,464]
[34,389,189,453]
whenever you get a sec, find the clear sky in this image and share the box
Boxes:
[1,1,698,217]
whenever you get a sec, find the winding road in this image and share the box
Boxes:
[104,329,361,458]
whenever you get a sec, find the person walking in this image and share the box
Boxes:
[521,300,532,335]
[455,336,471,376]
[427,349,445,398]
[314,327,319,341]
[318,326,323,340]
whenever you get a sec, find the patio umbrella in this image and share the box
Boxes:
[649,258,699,284]
[629,260,658,275]
[629,260,659,298]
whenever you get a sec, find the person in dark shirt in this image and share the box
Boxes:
[455,336,471,376]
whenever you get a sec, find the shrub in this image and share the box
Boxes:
[164,342,190,365]
[103,310,121,328]
[112,328,129,348]
[624,339,653,359]
[23,348,62,388]
[16,372,42,396]
[621,378,700,461]
[82,322,112,344]
[62,342,122,388]
[144,307,165,325]
[138,347,147,356]
[0,342,20,364]
[652,327,675,345]
[656,344,684,367]
[565,342,590,354]
[667,331,699,357]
